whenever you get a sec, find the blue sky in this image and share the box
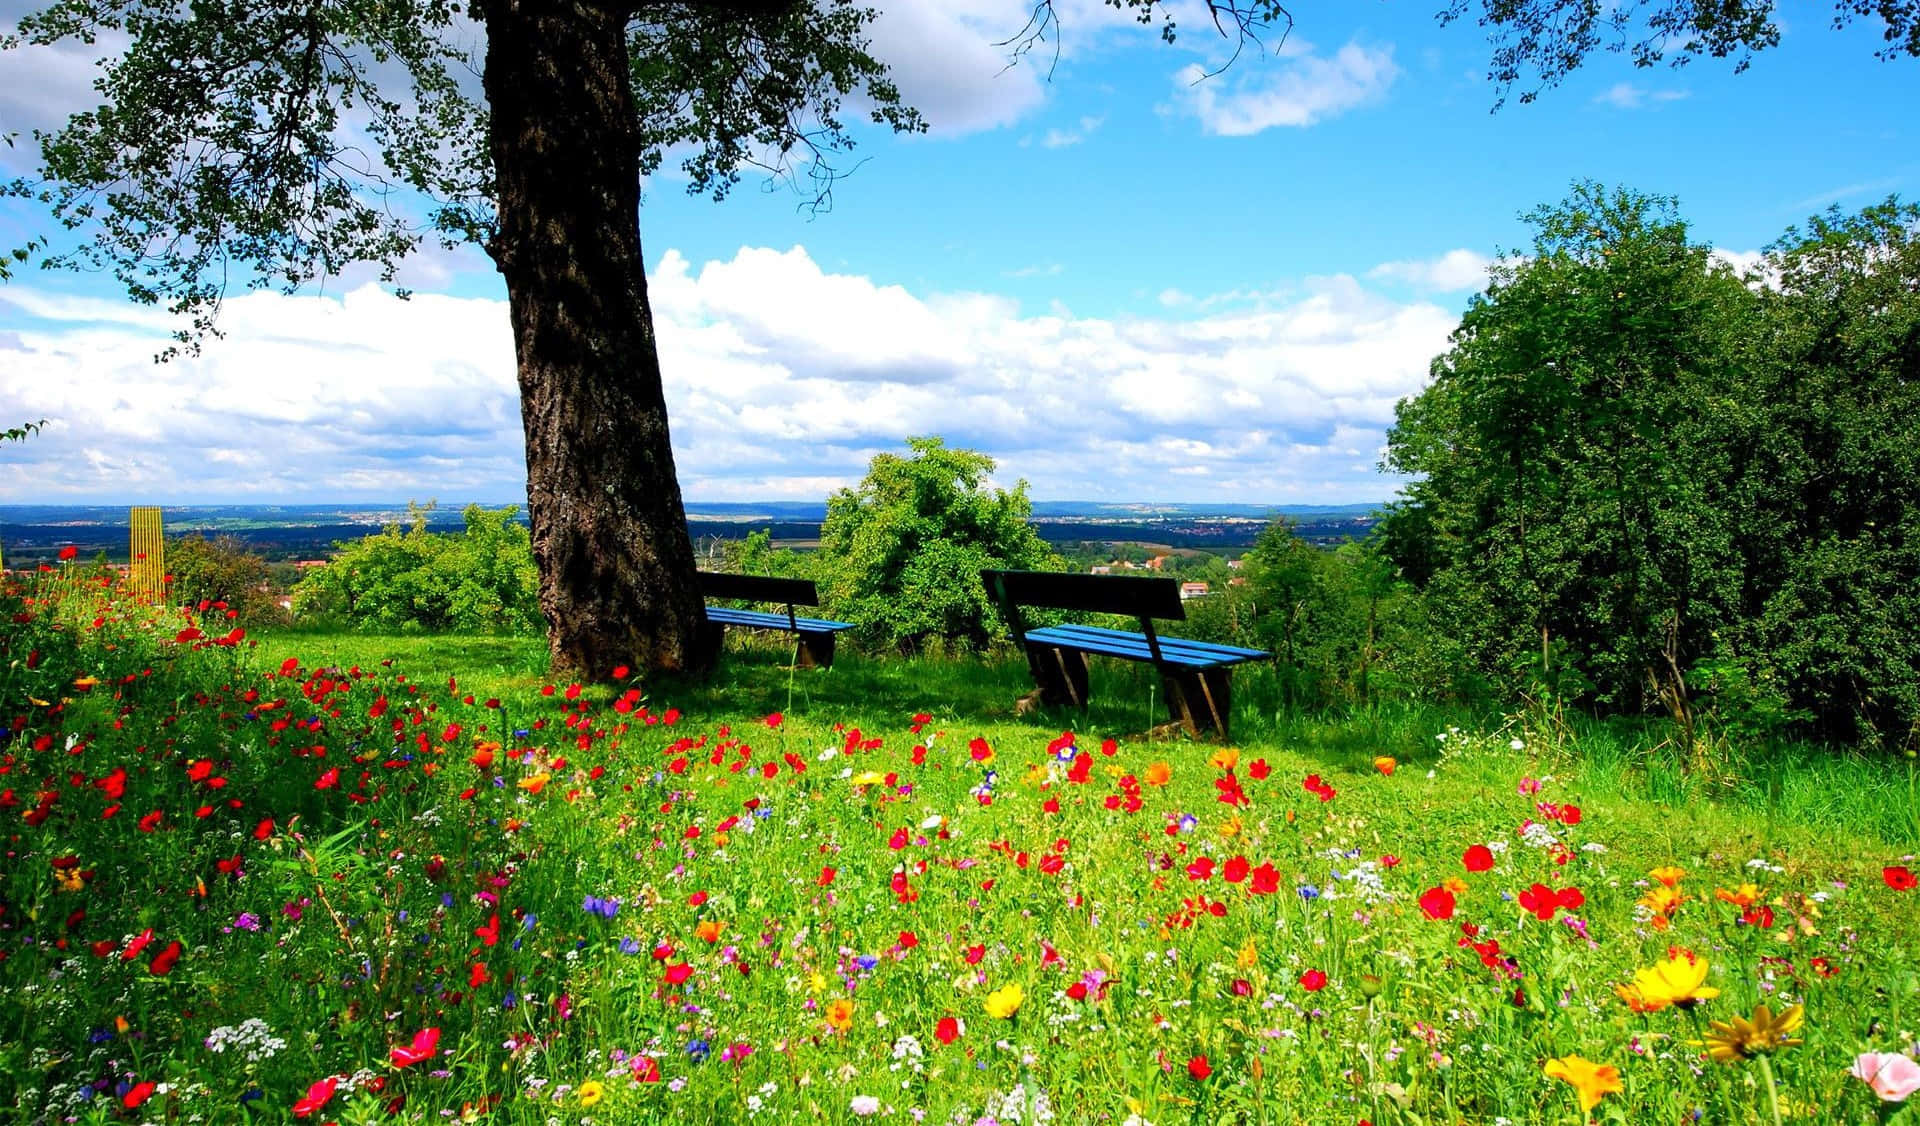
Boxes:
[1,0,1914,505]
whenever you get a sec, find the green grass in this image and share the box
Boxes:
[7,598,1919,1126]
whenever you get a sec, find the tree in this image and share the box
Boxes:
[6,0,1909,678]
[1382,183,1757,717]
[166,534,288,627]
[818,437,1059,653]
[292,503,542,634]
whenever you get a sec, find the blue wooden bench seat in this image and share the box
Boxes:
[697,571,853,668]
[982,569,1273,738]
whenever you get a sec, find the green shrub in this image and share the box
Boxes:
[291,503,542,634]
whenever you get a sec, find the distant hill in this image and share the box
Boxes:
[0,500,1385,563]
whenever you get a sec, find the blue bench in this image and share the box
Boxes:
[982,569,1272,738]
[697,571,854,668]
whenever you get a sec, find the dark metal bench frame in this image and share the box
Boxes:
[982,569,1272,738]
[697,571,853,669]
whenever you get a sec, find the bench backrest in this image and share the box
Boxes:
[697,571,820,623]
[982,569,1187,663]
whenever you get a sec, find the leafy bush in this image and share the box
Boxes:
[818,437,1060,653]
[292,504,542,634]
[166,533,289,627]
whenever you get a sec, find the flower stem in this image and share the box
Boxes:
[1757,1054,1784,1126]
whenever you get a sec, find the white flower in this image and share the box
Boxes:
[850,1095,882,1116]
[1509,738,1526,750]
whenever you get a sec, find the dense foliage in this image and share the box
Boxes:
[291,505,541,635]
[1383,185,1920,745]
[818,438,1061,653]
[165,534,289,628]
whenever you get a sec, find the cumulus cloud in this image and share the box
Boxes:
[1368,249,1493,292]
[1,245,1459,504]
[1173,41,1398,135]
[863,0,1050,135]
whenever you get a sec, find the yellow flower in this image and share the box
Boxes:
[825,998,855,1032]
[577,1080,605,1107]
[1650,865,1686,887]
[1618,954,1719,1013]
[1236,938,1259,969]
[1208,748,1240,770]
[984,982,1025,1020]
[1701,1003,1804,1063]
[54,868,87,893]
[1544,1054,1623,1114]
[72,675,100,691]
[1714,884,1760,908]
[1217,814,1242,839]
[850,771,887,787]
[1637,885,1684,927]
[807,970,827,995]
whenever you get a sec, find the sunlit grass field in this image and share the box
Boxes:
[7,586,1919,1124]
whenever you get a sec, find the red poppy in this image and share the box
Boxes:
[664,962,693,985]
[1885,866,1917,891]
[818,866,837,887]
[1248,758,1270,780]
[1186,857,1215,881]
[123,1081,155,1109]
[1462,844,1495,872]
[1517,883,1584,921]
[314,768,339,790]
[121,928,155,961]
[1223,856,1250,884]
[292,1076,337,1117]
[934,1016,960,1045]
[474,913,500,946]
[390,1026,440,1068]
[1187,1054,1212,1080]
[59,545,79,561]
[1299,968,1328,991]
[1418,886,1456,920]
[149,939,182,975]
[1249,862,1281,895]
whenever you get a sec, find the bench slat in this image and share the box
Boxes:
[1042,623,1271,663]
[705,607,854,633]
[1025,625,1270,668]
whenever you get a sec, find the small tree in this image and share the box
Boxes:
[819,437,1059,653]
[166,534,287,627]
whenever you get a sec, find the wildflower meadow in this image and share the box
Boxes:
[5,563,1919,1125]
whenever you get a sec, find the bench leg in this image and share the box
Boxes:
[1163,668,1234,739]
[795,630,836,669]
[1024,643,1090,710]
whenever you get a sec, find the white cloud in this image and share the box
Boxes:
[1173,41,1398,135]
[0,245,1460,504]
[1367,249,1493,292]
[1593,82,1689,110]
[1034,115,1105,148]
[863,0,1050,135]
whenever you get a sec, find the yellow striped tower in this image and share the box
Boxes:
[129,506,166,598]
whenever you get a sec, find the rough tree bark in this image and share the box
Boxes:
[481,0,707,677]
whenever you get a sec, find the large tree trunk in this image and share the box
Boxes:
[481,0,707,677]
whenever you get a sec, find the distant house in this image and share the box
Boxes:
[1227,558,1244,570]
[1229,576,1248,588]
[1089,565,1112,575]
[1144,555,1167,571]
[1180,581,1210,600]
[294,559,329,569]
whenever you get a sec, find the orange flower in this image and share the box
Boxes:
[517,773,550,794]
[1373,756,1397,776]
[1649,865,1686,887]
[825,998,854,1032]
[1208,748,1240,771]
[696,919,724,943]
[1714,884,1760,908]
[1144,762,1172,786]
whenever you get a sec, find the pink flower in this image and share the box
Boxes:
[1853,1053,1920,1102]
